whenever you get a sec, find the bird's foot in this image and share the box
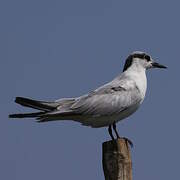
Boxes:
[122,137,134,148]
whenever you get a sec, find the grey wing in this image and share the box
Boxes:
[71,83,142,117]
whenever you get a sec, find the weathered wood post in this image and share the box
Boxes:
[102,138,132,180]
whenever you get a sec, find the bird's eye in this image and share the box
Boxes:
[144,55,151,62]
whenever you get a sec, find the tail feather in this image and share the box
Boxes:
[15,97,58,111]
[36,110,76,122]
[9,112,45,118]
[9,96,77,122]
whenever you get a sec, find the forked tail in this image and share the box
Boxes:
[9,96,76,123]
[9,97,59,119]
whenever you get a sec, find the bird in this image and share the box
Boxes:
[9,51,167,144]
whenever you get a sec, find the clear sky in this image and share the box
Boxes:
[1,0,179,179]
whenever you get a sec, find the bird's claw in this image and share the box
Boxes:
[122,137,134,148]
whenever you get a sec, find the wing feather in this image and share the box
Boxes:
[71,81,142,116]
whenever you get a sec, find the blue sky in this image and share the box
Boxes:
[1,0,180,179]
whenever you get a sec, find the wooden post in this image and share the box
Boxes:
[102,138,132,180]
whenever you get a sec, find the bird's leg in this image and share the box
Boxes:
[108,125,115,140]
[113,123,120,139]
[113,123,133,148]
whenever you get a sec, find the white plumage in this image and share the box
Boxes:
[9,51,167,140]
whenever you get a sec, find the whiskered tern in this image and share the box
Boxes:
[9,51,167,143]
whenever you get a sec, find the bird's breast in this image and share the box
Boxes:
[128,70,147,98]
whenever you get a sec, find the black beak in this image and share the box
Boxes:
[152,62,167,69]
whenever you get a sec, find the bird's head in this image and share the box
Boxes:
[123,51,167,72]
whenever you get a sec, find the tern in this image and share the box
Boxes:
[9,51,167,143]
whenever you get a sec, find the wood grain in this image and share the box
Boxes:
[102,138,132,180]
